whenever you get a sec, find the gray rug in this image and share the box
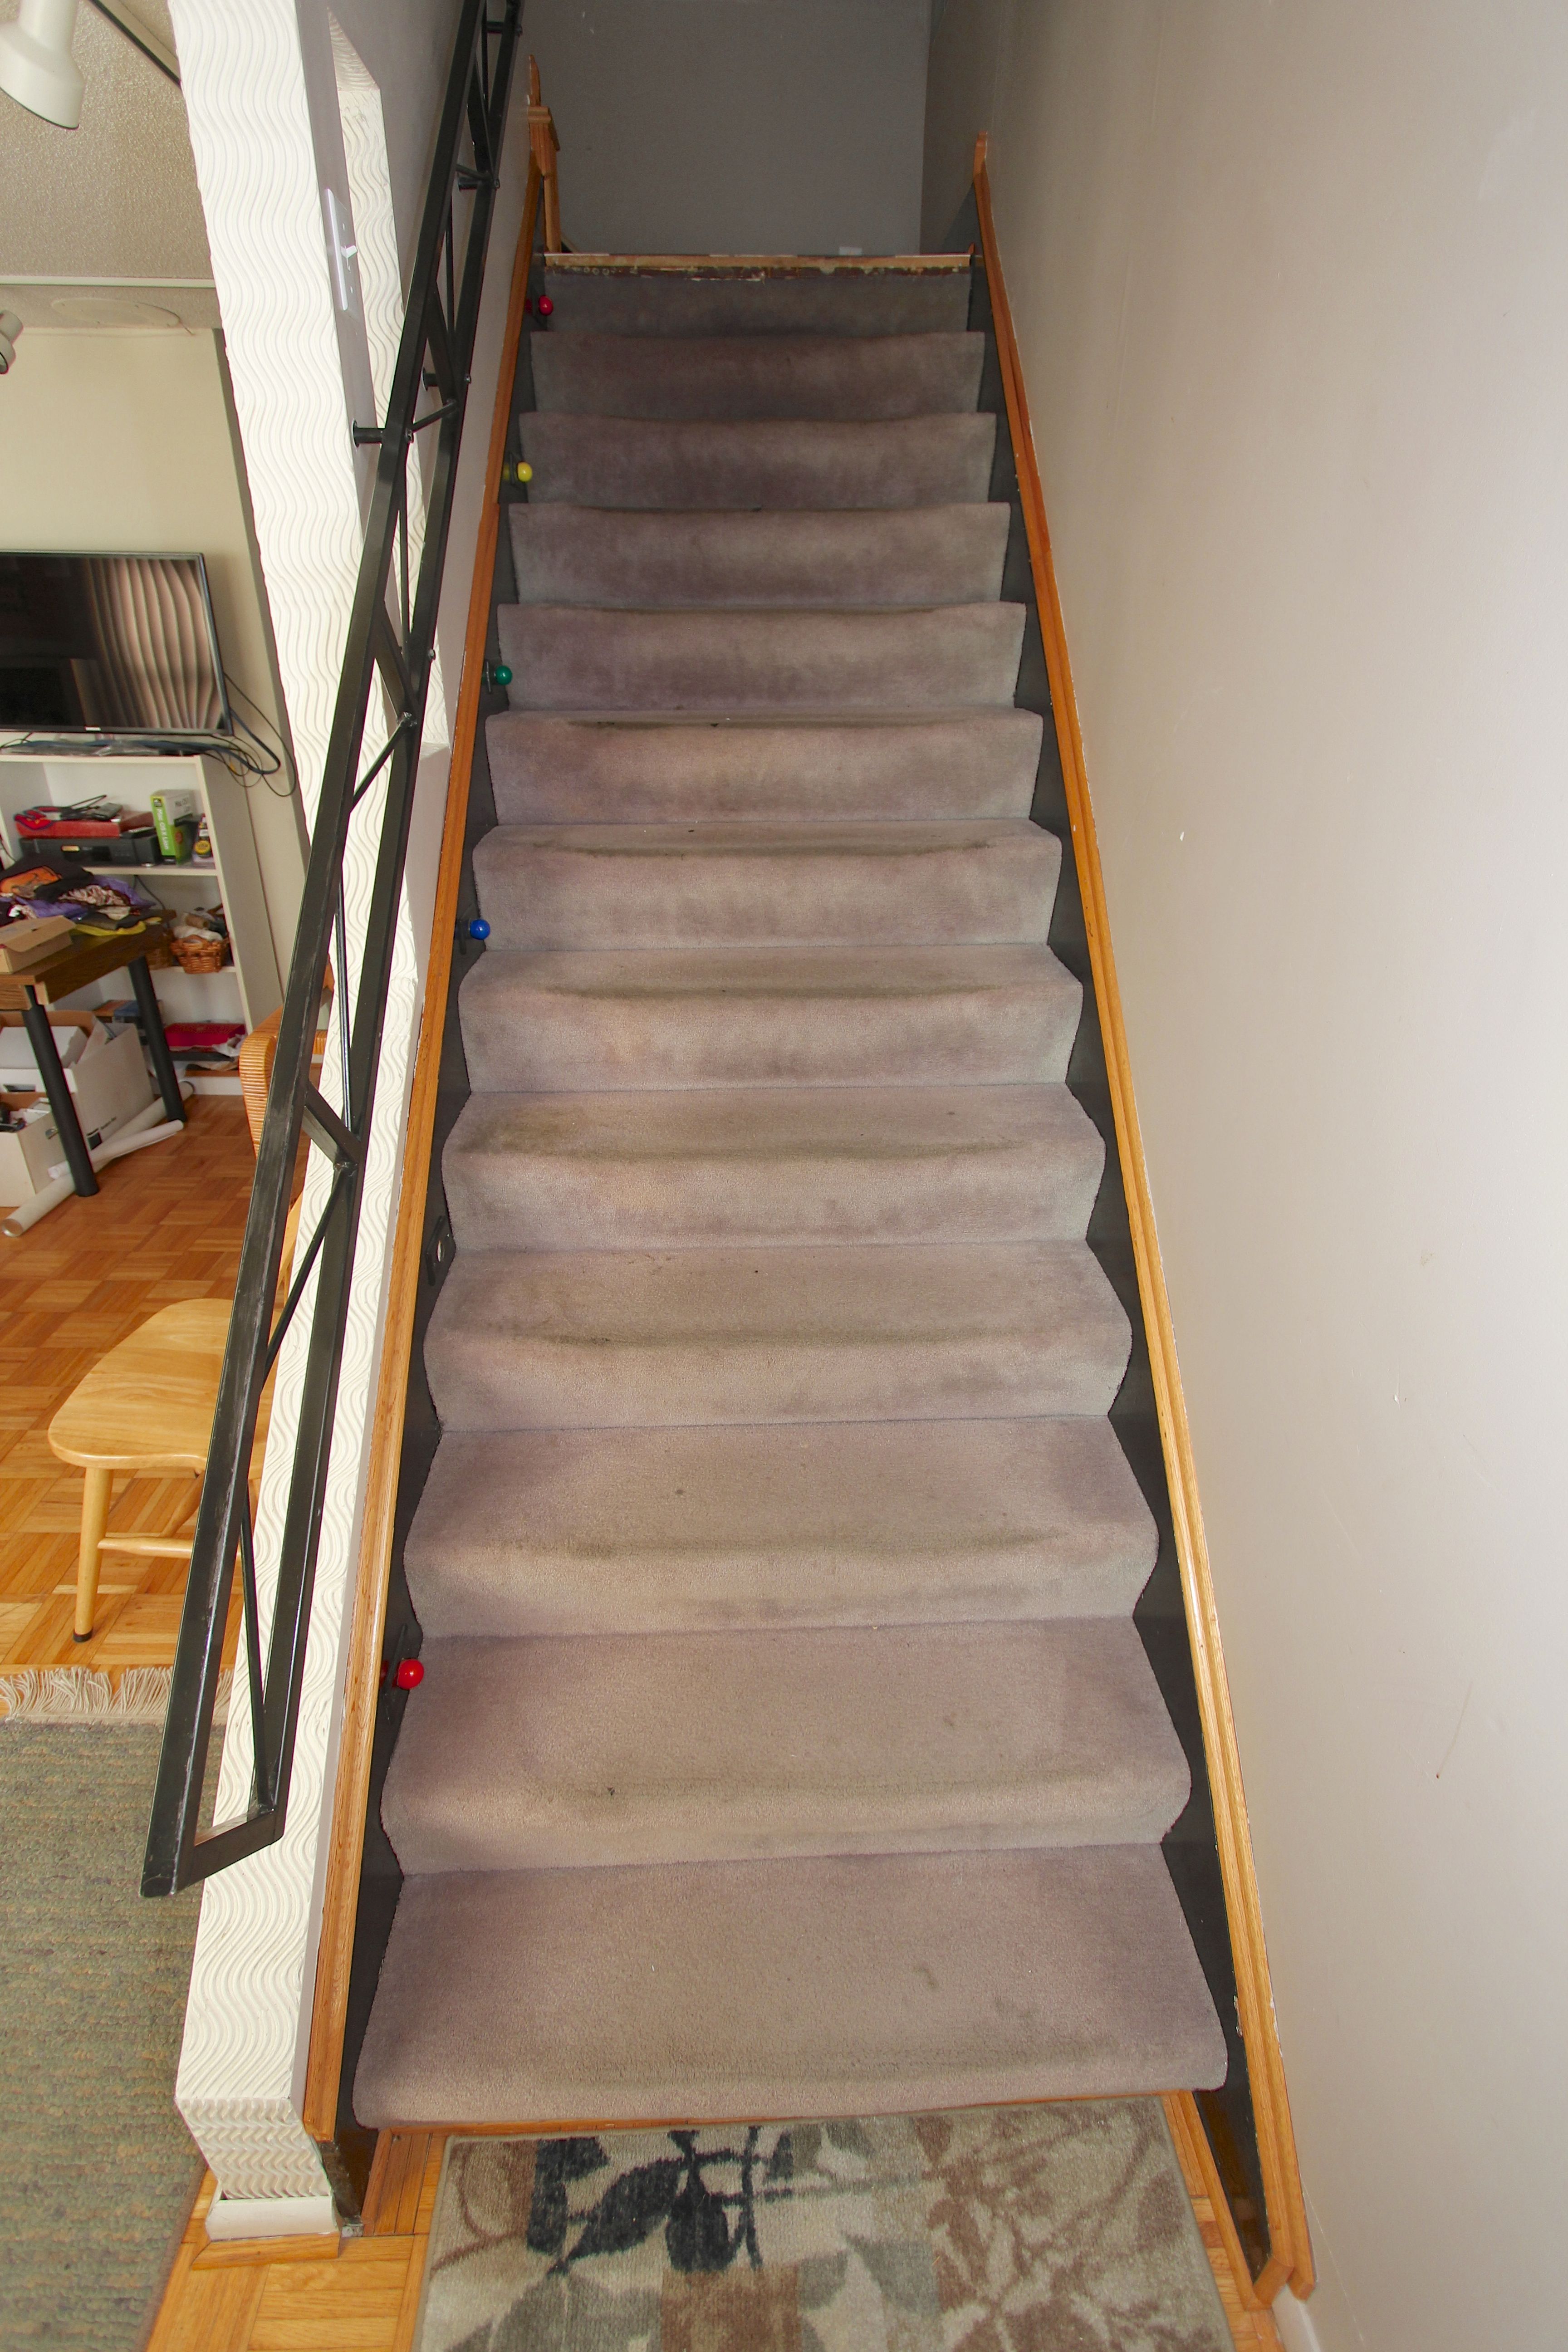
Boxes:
[416,2103,1231,2352]
[0,1726,203,2352]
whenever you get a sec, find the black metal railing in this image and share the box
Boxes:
[142,0,523,1896]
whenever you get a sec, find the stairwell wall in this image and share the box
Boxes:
[517,0,929,257]
[924,6,1568,2351]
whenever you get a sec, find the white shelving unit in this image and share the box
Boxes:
[0,751,283,1088]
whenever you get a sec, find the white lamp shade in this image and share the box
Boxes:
[0,0,84,130]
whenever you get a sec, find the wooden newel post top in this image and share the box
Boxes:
[525,56,562,253]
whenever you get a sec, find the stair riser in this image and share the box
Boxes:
[446,1137,1102,1252]
[382,1622,1189,1876]
[470,828,1059,951]
[532,331,984,421]
[459,956,1083,1093]
[426,1302,1130,1433]
[508,504,1010,609]
[498,605,1026,713]
[544,268,973,338]
[404,1418,1158,1641]
[485,712,1044,826]
[519,413,998,509]
[443,1091,1104,1253]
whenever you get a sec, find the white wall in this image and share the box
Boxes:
[0,328,305,970]
[522,0,930,256]
[925,6,1568,2349]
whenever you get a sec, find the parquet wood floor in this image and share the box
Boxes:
[145,2120,1283,2352]
[0,1097,259,1689]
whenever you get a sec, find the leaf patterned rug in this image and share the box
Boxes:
[415,2102,1232,2352]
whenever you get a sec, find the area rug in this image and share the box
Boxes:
[415,2102,1231,2352]
[0,1725,204,2352]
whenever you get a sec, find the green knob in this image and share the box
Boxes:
[491,662,512,687]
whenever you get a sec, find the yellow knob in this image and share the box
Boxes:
[516,461,533,482]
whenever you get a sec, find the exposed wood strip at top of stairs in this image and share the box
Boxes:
[545,252,973,274]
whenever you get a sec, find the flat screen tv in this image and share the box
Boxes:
[0,552,232,740]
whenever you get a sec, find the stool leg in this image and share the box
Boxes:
[74,1467,113,1641]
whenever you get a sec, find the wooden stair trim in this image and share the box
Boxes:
[974,133,1313,2298]
[300,152,545,2144]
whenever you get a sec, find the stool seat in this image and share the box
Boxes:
[49,1300,261,1473]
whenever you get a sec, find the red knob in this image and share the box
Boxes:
[394,1658,424,1690]
[537,294,554,316]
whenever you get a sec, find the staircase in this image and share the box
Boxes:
[355,255,1226,2127]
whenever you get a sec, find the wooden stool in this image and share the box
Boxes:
[48,1196,300,1639]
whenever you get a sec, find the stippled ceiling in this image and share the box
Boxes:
[0,0,212,303]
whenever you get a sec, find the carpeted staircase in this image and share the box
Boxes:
[356,255,1226,2127]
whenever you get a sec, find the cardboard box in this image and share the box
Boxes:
[0,1024,155,1206]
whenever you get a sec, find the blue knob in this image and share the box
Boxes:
[468,916,490,941]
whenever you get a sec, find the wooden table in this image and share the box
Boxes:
[0,919,186,1196]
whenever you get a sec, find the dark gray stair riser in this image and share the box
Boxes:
[469,821,1060,951]
[380,1620,1191,1875]
[518,412,999,509]
[485,710,1045,825]
[421,1241,1133,1434]
[532,331,985,421]
[508,503,1011,609]
[457,946,1084,1093]
[403,1417,1159,1640]
[542,265,974,338]
[498,603,1027,713]
[442,1083,1103,1253]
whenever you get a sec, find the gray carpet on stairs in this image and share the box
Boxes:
[355,256,1225,2130]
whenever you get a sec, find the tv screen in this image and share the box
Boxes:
[0,552,231,738]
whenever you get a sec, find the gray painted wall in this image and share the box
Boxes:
[522,0,930,256]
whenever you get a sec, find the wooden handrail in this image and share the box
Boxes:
[973,134,1313,2302]
[300,143,546,2143]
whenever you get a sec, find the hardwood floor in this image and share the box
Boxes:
[147,2145,441,2352]
[146,2116,1282,2352]
[0,1097,257,1691]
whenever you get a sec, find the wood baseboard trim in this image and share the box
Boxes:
[300,158,544,2144]
[974,134,1313,2298]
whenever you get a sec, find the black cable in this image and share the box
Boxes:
[222,671,299,801]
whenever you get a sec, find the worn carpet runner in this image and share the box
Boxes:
[413,2104,1231,2352]
[0,1725,203,2352]
[356,254,1224,2124]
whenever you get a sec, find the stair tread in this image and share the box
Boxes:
[508,502,1011,608]
[485,709,1045,825]
[423,1240,1132,1432]
[405,1416,1157,1637]
[497,603,1028,713]
[459,942,1083,1092]
[443,1082,1103,1250]
[470,819,1060,951]
[532,331,984,421]
[382,1619,1190,1874]
[354,1844,1227,2125]
[518,412,998,508]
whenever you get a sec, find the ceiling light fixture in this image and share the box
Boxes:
[0,0,178,129]
[0,0,86,129]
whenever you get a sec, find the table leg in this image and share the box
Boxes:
[75,1465,114,1640]
[130,954,186,1122]
[20,986,98,1197]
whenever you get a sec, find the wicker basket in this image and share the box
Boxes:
[169,932,231,975]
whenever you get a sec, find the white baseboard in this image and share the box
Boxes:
[204,2190,338,2242]
[1272,2285,1327,2352]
